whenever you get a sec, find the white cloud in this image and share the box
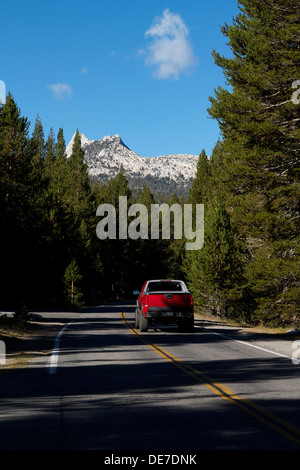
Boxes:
[80,66,89,74]
[48,83,72,99]
[144,9,198,79]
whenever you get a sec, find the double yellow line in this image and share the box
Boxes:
[121,311,300,448]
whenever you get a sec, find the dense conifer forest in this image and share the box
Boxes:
[0,0,299,327]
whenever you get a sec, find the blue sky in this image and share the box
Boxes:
[0,0,240,158]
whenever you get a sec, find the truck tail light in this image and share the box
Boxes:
[190,296,193,305]
[144,295,148,307]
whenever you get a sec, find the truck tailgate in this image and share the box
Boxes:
[148,293,192,311]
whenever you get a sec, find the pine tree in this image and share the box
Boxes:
[66,129,92,222]
[133,186,170,283]
[56,127,66,160]
[208,0,300,326]
[31,115,45,163]
[65,130,105,303]
[0,94,45,306]
[93,167,133,298]
[0,93,32,209]
[29,115,49,206]
[44,127,56,178]
[50,128,68,211]
[64,259,83,306]
[0,100,105,308]
[209,140,227,199]
[189,149,211,205]
[105,164,131,207]
[166,192,186,280]
[184,196,246,320]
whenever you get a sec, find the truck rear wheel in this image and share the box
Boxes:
[139,309,149,332]
[135,309,139,329]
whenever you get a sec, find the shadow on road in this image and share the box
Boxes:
[0,301,299,450]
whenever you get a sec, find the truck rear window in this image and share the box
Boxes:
[147,281,183,292]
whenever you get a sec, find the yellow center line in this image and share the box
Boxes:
[121,311,300,448]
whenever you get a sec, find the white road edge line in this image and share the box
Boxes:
[195,325,291,360]
[48,322,73,374]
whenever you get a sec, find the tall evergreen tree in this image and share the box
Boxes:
[189,149,211,206]
[184,196,246,319]
[0,94,44,306]
[133,186,170,283]
[29,115,48,206]
[66,129,92,222]
[64,130,103,303]
[44,127,56,178]
[166,192,186,280]
[50,128,68,216]
[0,99,105,308]
[31,115,45,163]
[56,127,66,159]
[94,167,132,298]
[208,0,300,326]
[64,259,83,306]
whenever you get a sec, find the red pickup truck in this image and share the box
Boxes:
[135,279,194,332]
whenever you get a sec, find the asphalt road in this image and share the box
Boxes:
[1,302,300,451]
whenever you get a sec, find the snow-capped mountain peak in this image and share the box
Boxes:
[66,132,94,155]
[66,133,199,196]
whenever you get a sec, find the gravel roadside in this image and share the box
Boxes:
[0,317,64,370]
[196,316,300,363]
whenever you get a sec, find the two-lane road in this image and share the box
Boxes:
[1,302,300,450]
